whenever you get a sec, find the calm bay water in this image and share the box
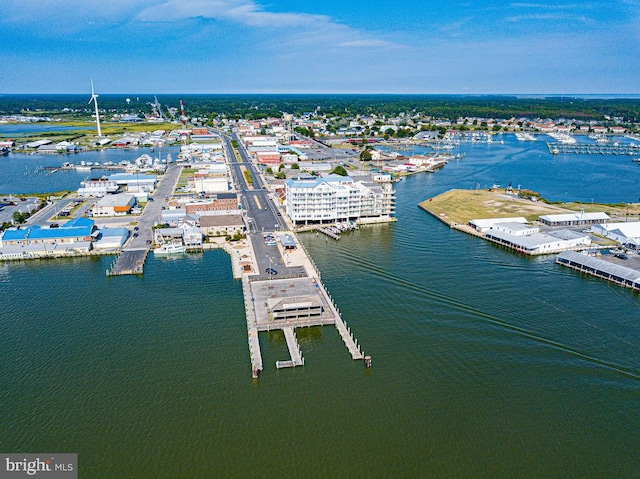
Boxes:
[0,147,179,195]
[0,136,639,477]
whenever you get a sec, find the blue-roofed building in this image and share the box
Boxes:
[93,227,130,250]
[0,218,95,248]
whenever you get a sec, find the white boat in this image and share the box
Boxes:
[153,243,187,256]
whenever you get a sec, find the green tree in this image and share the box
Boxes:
[291,163,300,170]
[331,165,348,176]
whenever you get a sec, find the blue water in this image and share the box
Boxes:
[0,135,638,477]
[0,147,180,194]
[0,124,82,135]
[381,134,640,203]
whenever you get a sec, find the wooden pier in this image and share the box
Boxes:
[241,235,368,378]
[334,315,364,360]
[276,327,305,369]
[107,248,148,276]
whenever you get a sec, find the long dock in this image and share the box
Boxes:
[335,315,364,360]
[242,233,368,378]
[547,141,640,156]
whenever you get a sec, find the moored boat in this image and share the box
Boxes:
[153,243,187,256]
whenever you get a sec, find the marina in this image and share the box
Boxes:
[546,141,640,155]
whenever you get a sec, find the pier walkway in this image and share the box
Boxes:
[276,327,304,369]
[107,249,148,276]
[241,230,368,378]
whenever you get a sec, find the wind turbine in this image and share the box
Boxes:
[89,80,102,137]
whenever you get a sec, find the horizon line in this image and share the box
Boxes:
[1,92,640,97]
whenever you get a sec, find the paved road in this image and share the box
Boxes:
[223,134,286,234]
[221,133,305,276]
[122,163,182,251]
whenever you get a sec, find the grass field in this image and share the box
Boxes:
[417,189,638,225]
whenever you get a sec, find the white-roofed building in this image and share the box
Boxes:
[93,194,136,217]
[539,212,610,226]
[469,217,528,233]
[486,229,591,255]
[590,221,640,246]
[285,174,395,226]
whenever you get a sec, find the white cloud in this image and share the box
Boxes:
[136,0,331,27]
[505,13,595,23]
[337,40,398,48]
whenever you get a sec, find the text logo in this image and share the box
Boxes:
[1,454,76,479]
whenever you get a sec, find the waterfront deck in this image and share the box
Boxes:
[107,248,148,276]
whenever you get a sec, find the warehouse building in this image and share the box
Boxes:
[485,229,591,255]
[93,194,136,217]
[539,212,609,227]
[590,221,640,247]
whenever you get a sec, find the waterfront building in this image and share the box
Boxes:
[107,173,157,192]
[200,213,245,237]
[539,212,610,227]
[469,217,528,233]
[486,229,591,255]
[155,217,203,248]
[78,179,120,197]
[556,251,640,291]
[0,218,95,259]
[93,227,130,250]
[284,173,395,226]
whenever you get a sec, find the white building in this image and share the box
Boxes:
[93,228,130,250]
[492,222,540,236]
[285,174,395,226]
[486,229,591,255]
[469,217,529,233]
[539,212,610,227]
[107,173,157,193]
[93,194,136,217]
[78,179,119,197]
[591,221,640,247]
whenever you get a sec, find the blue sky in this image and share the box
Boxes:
[0,0,638,94]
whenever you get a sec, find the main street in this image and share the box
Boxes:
[222,133,302,278]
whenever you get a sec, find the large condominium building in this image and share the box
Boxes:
[285,174,395,226]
